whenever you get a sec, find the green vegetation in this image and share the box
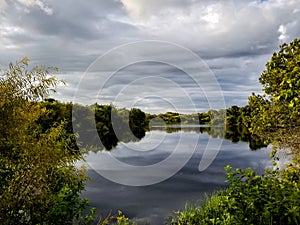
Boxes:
[149,110,227,127]
[48,101,147,150]
[147,111,210,126]
[97,211,137,225]
[167,165,300,225]
[167,39,300,225]
[0,58,94,224]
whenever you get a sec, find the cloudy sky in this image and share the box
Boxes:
[1,0,300,113]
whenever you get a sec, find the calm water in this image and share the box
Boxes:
[81,127,271,224]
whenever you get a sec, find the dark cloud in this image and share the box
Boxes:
[0,0,140,68]
[1,0,300,113]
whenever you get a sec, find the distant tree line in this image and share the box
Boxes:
[38,99,147,150]
[34,99,271,151]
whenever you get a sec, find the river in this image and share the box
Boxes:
[80,126,271,224]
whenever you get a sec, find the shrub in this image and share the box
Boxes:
[167,165,300,225]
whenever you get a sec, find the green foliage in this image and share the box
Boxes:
[198,112,210,124]
[225,105,240,127]
[0,58,93,224]
[113,211,137,225]
[167,165,300,225]
[157,112,181,124]
[41,101,148,151]
[209,109,226,127]
[149,112,206,126]
[129,108,147,139]
[94,104,146,150]
[260,39,300,110]
[248,39,300,133]
[95,211,136,225]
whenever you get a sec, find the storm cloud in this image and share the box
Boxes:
[1,0,300,113]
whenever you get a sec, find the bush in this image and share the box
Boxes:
[167,165,300,225]
[0,58,94,224]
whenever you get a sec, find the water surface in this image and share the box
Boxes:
[82,128,271,224]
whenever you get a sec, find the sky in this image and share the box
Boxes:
[0,0,300,113]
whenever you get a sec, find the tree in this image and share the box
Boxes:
[260,39,300,108]
[226,105,240,127]
[253,39,300,129]
[0,58,93,224]
[128,108,146,139]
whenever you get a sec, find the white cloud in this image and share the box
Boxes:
[121,0,195,19]
[120,0,300,54]
[17,0,53,15]
[0,0,7,11]
[201,5,220,26]
[278,24,288,41]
